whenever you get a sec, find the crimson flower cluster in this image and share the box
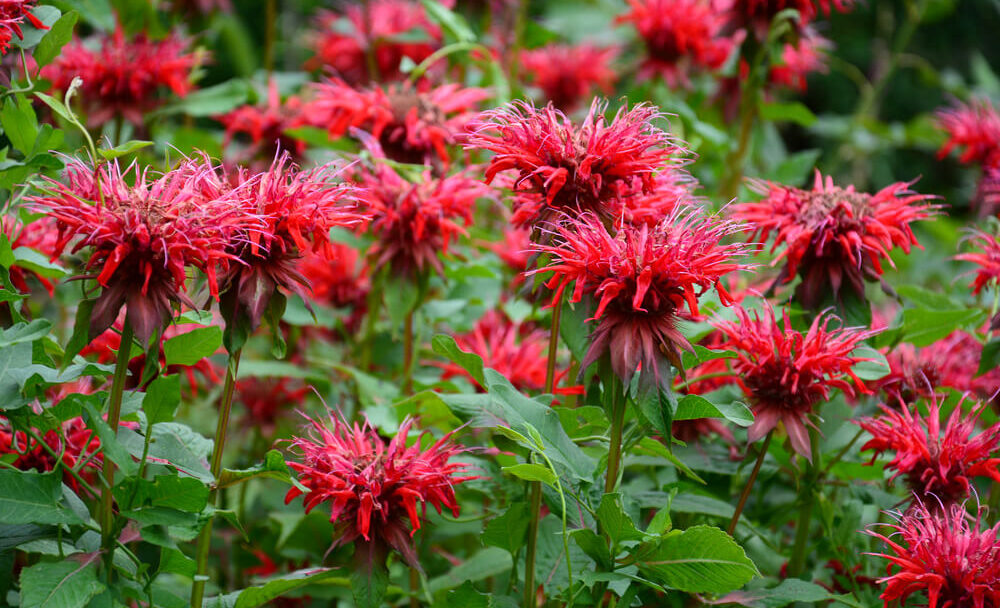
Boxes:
[937,100,1000,215]
[285,415,474,568]
[957,230,1000,327]
[770,31,830,92]
[297,244,370,317]
[520,44,618,111]
[0,414,101,494]
[733,171,937,310]
[714,305,873,459]
[867,501,1000,608]
[533,208,750,390]
[0,0,46,55]
[858,398,1000,504]
[217,80,306,164]
[43,28,201,126]
[466,100,683,228]
[235,376,309,432]
[2,215,60,295]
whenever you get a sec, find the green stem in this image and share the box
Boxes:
[360,272,384,372]
[190,349,243,608]
[727,431,773,535]
[264,0,276,75]
[403,308,415,396]
[787,427,821,578]
[720,39,767,202]
[100,319,134,578]
[604,377,627,495]
[544,299,563,394]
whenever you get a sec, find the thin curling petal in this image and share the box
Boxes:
[0,0,47,55]
[714,304,875,459]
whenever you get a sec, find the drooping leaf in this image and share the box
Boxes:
[635,525,758,594]
[674,394,754,427]
[432,334,485,386]
[163,326,223,367]
[597,493,644,546]
[33,10,78,66]
[216,449,300,490]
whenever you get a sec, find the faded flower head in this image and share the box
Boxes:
[616,0,737,86]
[466,99,683,228]
[285,414,474,568]
[858,397,1000,503]
[714,305,873,459]
[866,501,1000,608]
[733,170,937,310]
[43,28,201,126]
[533,208,750,390]
[217,80,305,164]
[31,158,243,343]
[520,43,618,111]
[0,0,46,55]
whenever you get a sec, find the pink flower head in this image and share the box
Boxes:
[307,0,444,85]
[356,157,489,277]
[0,0,46,55]
[465,99,684,228]
[957,229,1000,298]
[217,80,305,164]
[866,501,1000,608]
[858,397,1000,503]
[616,0,737,86]
[618,171,697,227]
[937,99,1000,169]
[301,80,490,168]
[714,305,874,459]
[733,170,938,310]
[520,43,618,111]
[42,27,201,126]
[31,158,244,344]
[532,208,750,390]
[285,414,474,568]
[770,30,830,92]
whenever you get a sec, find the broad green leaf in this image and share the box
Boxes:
[9,5,60,49]
[429,547,512,594]
[420,0,475,42]
[636,437,705,484]
[851,346,890,381]
[502,463,557,486]
[158,79,249,116]
[597,493,644,545]
[163,326,222,366]
[0,470,82,525]
[482,502,529,556]
[33,10,78,66]
[635,525,758,594]
[19,558,105,608]
[432,334,485,386]
[216,449,299,490]
[62,299,97,367]
[1,97,38,154]
[633,384,677,438]
[760,101,817,127]
[207,567,342,608]
[674,394,753,427]
[0,319,50,347]
[132,475,210,513]
[13,247,67,278]
[896,284,960,310]
[980,339,1000,377]
[572,528,612,570]
[144,374,181,425]
[731,578,834,607]
[97,139,153,160]
[900,307,986,347]
[351,542,388,608]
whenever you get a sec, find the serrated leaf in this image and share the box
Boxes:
[502,463,557,486]
[163,326,222,366]
[33,10,78,66]
[144,374,181,425]
[597,493,644,546]
[19,558,105,608]
[351,542,388,608]
[0,470,82,525]
[216,449,298,490]
[635,525,758,594]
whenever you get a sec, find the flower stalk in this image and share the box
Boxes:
[787,426,821,578]
[100,317,134,578]
[728,430,773,535]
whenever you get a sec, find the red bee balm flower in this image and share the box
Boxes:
[770,31,830,92]
[616,0,737,86]
[714,306,873,459]
[733,171,937,310]
[285,415,474,568]
[957,229,1000,298]
[43,28,201,126]
[858,398,1000,503]
[937,99,1000,169]
[0,0,47,55]
[0,414,102,494]
[465,99,683,227]
[726,0,853,37]
[217,80,306,164]
[32,158,244,343]
[867,501,1000,608]
[520,44,618,111]
[533,209,750,390]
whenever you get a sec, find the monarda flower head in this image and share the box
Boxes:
[725,0,854,38]
[0,414,101,494]
[616,0,737,86]
[937,99,1000,170]
[284,414,474,569]
[217,80,305,164]
[714,305,874,459]
[32,158,243,344]
[520,43,618,111]
[866,501,1000,608]
[465,99,683,228]
[42,27,201,126]
[532,208,750,391]
[301,79,490,168]
[957,230,1000,327]
[858,397,1000,504]
[769,31,830,92]
[0,0,46,55]
[733,170,937,310]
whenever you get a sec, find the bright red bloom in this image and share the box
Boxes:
[301,80,489,168]
[619,171,697,227]
[520,43,618,111]
[733,170,938,310]
[0,0,46,55]
[236,376,309,431]
[217,80,305,164]
[0,414,101,494]
[714,305,873,459]
[307,0,444,85]
[42,28,201,126]
[770,31,830,92]
[616,0,737,86]
[356,156,489,277]
[858,397,1000,503]
[296,244,370,333]
[725,0,854,37]
[957,229,1000,297]
[937,99,1000,169]
[285,415,474,568]
[31,158,244,344]
[867,501,1000,608]
[2,215,60,295]
[533,209,750,390]
[488,226,532,276]
[465,99,683,228]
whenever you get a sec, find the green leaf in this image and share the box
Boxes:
[0,320,50,347]
[851,346,890,381]
[428,547,512,594]
[482,502,529,556]
[420,0,475,42]
[2,96,38,154]
[636,437,705,484]
[13,247,67,278]
[900,307,987,347]
[207,567,342,608]
[633,384,677,438]
[132,475,210,512]
[9,5,60,48]
[559,300,593,364]
[432,334,486,386]
[571,528,612,570]
[760,101,817,126]
[62,299,96,367]
[351,542,389,608]
[896,284,960,310]
[163,326,222,366]
[445,581,493,608]
[0,470,82,525]
[82,401,139,477]
[96,139,153,160]
[979,339,1000,377]
[502,463,557,486]
[144,374,181,426]
[597,493,644,545]
[33,91,75,124]
[158,79,249,117]
[19,558,105,608]
[674,394,753,427]
[635,525,758,594]
[734,578,834,607]
[33,10,78,67]
[216,449,298,490]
